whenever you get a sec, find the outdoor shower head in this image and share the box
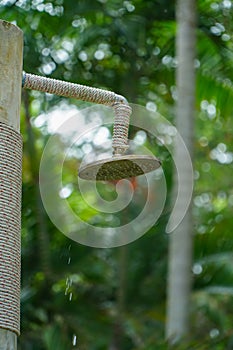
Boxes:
[78,154,161,181]
[77,102,161,181]
[22,73,162,182]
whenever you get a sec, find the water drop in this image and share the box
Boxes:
[72,334,77,346]
[192,263,203,275]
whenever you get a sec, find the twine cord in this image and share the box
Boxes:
[112,103,131,155]
[0,73,130,334]
[22,72,131,155]
[0,122,22,336]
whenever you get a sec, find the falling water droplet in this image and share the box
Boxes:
[69,292,73,301]
[65,276,72,295]
[68,257,71,264]
[72,334,77,346]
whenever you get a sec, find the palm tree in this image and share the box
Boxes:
[166,0,197,342]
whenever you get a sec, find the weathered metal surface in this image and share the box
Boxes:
[78,154,161,181]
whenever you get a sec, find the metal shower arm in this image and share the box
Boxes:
[22,72,127,105]
[22,72,131,155]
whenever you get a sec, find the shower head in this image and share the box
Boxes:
[22,73,161,182]
[78,154,161,181]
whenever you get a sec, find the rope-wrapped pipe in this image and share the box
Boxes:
[112,102,131,155]
[22,72,131,155]
[0,122,22,336]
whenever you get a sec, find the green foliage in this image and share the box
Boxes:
[1,0,233,348]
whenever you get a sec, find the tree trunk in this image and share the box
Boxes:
[166,0,196,343]
[0,20,23,348]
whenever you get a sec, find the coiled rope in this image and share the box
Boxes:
[112,102,131,155]
[22,72,131,155]
[0,122,22,335]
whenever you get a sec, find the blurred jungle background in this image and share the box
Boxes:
[1,0,233,349]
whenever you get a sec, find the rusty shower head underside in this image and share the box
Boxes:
[78,155,161,181]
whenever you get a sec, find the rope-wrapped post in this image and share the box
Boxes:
[22,73,132,155]
[0,20,23,348]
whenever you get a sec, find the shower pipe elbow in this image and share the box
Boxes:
[22,72,131,155]
[22,72,129,107]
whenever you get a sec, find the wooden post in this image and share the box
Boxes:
[0,20,23,349]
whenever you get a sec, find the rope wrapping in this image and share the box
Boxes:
[23,73,126,105]
[0,122,22,335]
[112,103,132,155]
[23,73,132,155]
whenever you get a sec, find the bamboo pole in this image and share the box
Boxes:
[0,20,23,349]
